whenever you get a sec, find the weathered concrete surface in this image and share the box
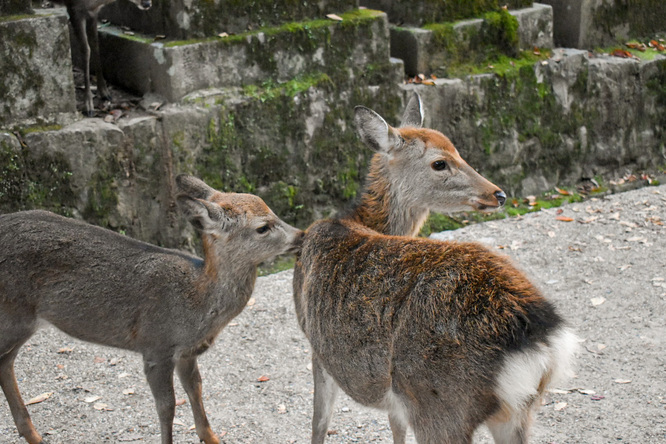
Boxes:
[0,10,77,127]
[0,184,664,443]
[360,0,533,27]
[540,0,666,48]
[99,9,390,101]
[100,0,358,39]
[390,3,553,77]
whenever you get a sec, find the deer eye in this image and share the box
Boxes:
[256,224,271,234]
[431,160,448,171]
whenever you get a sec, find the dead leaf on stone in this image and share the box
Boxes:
[257,375,270,382]
[555,187,571,196]
[590,395,605,401]
[58,347,73,354]
[556,216,574,222]
[25,392,53,405]
[626,236,647,243]
[176,398,187,406]
[122,388,135,395]
[173,418,186,427]
[84,395,102,403]
[326,13,343,21]
[247,298,256,307]
[614,379,632,384]
[590,297,606,306]
[554,402,568,411]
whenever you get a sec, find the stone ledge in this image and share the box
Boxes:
[391,2,553,76]
[98,9,390,101]
[0,10,77,128]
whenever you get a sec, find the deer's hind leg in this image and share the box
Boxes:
[485,401,536,444]
[0,305,42,444]
[143,356,176,444]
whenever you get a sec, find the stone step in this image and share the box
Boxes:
[99,0,358,40]
[0,9,77,127]
[390,2,553,77]
[359,0,534,27]
[97,9,391,101]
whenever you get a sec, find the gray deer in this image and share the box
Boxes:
[293,93,577,444]
[0,175,303,444]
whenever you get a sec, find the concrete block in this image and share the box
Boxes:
[391,3,554,76]
[99,0,359,40]
[0,10,76,128]
[98,9,390,101]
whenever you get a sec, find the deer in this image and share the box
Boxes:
[293,92,578,444]
[55,0,152,116]
[0,175,304,444]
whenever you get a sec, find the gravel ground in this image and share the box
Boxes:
[1,184,665,443]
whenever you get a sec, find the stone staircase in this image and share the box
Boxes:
[1,1,664,249]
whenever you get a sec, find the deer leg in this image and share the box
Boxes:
[85,16,111,102]
[143,357,176,444]
[486,405,533,444]
[311,356,339,444]
[175,357,219,444]
[388,410,408,444]
[0,311,42,444]
[69,16,94,117]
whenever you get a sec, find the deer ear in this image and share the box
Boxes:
[399,92,424,128]
[177,195,229,233]
[175,175,217,201]
[354,106,400,154]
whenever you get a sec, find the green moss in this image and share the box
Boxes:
[424,8,521,77]
[82,155,122,228]
[19,124,62,136]
[0,140,75,215]
[165,9,382,48]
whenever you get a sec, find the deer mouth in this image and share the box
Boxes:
[471,200,502,213]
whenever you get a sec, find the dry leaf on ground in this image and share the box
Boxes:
[25,392,53,405]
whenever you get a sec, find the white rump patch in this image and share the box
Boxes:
[495,328,579,410]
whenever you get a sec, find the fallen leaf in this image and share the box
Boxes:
[246,298,256,307]
[614,379,632,384]
[93,402,108,410]
[173,418,186,426]
[25,392,53,405]
[93,356,106,364]
[122,388,135,395]
[555,187,571,196]
[610,48,635,58]
[84,395,101,403]
[597,343,607,351]
[277,404,287,414]
[590,297,606,306]
[257,375,270,382]
[58,347,73,354]
[548,388,571,395]
[176,398,187,406]
[556,216,574,222]
[326,13,343,21]
[217,32,229,38]
[577,389,596,395]
[554,402,568,411]
[590,395,605,401]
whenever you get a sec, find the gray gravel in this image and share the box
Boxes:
[1,184,665,443]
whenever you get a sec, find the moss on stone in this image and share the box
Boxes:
[424,8,521,77]
[0,140,75,215]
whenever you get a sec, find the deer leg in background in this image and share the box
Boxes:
[85,13,111,103]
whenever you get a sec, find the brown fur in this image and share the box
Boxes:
[293,94,573,444]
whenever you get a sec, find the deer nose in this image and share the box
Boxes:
[494,190,506,207]
[141,0,152,9]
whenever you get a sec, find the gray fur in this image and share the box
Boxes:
[0,175,303,444]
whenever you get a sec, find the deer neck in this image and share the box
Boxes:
[196,235,257,314]
[348,158,429,237]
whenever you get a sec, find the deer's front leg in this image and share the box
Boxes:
[143,356,176,444]
[71,17,94,117]
[85,17,111,102]
[176,357,219,444]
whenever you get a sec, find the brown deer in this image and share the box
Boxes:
[56,0,151,116]
[0,175,303,444]
[293,93,577,443]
